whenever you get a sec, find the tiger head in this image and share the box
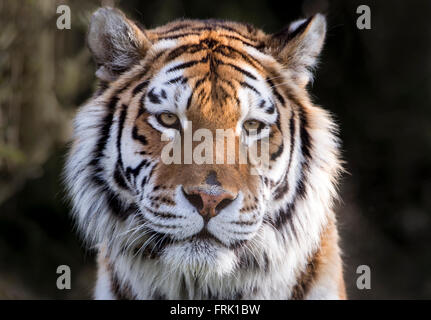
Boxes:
[65,7,340,279]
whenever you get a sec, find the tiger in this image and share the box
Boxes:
[64,6,345,300]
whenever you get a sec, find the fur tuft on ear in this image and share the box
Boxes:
[267,14,326,86]
[87,7,151,82]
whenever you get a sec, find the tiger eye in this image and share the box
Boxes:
[158,112,179,127]
[243,119,264,133]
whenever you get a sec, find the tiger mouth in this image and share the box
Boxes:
[129,225,247,258]
[172,228,249,253]
[191,228,219,242]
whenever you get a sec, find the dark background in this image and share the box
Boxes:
[0,0,430,299]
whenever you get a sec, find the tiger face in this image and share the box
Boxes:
[114,33,279,270]
[66,7,339,284]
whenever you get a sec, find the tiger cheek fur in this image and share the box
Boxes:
[64,7,345,300]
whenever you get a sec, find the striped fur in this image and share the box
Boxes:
[64,7,345,300]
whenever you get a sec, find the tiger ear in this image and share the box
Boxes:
[266,14,326,86]
[87,7,151,82]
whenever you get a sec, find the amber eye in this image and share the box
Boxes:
[157,112,179,128]
[243,119,265,134]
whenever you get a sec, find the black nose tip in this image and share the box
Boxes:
[205,170,221,186]
[182,187,235,220]
[182,187,204,212]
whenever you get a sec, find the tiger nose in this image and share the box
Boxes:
[182,187,235,220]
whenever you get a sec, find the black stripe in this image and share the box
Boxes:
[272,107,311,229]
[114,164,130,190]
[132,126,148,145]
[89,95,119,183]
[215,59,257,80]
[212,24,257,41]
[287,113,296,170]
[144,206,184,220]
[186,92,193,110]
[148,88,162,104]
[97,96,119,147]
[189,24,257,44]
[164,76,187,85]
[125,159,150,179]
[160,24,259,48]
[232,216,257,225]
[274,113,295,200]
[223,34,258,48]
[218,77,236,91]
[137,99,146,117]
[193,75,209,91]
[165,43,204,63]
[275,113,282,131]
[266,77,286,106]
[116,104,128,167]
[141,176,148,190]
[240,81,260,95]
[114,104,132,191]
[161,89,167,99]
[295,108,312,199]
[147,162,158,181]
[213,44,263,70]
[217,78,240,105]
[196,87,207,102]
[270,141,284,161]
[267,201,294,232]
[266,102,275,114]
[157,32,201,41]
[155,23,194,35]
[132,80,149,96]
[216,85,230,103]
[166,56,208,73]
[298,107,311,161]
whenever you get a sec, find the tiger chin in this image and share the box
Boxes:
[64,7,346,300]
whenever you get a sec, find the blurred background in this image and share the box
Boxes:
[0,0,430,299]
